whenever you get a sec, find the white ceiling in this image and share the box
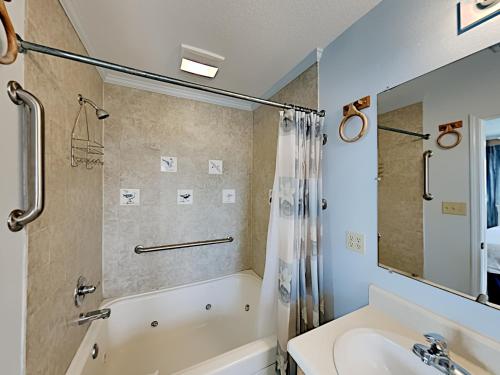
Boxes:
[59,0,380,109]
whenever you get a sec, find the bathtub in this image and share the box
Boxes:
[66,271,276,375]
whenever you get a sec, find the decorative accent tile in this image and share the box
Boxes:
[209,160,223,174]
[120,189,140,205]
[223,189,236,204]
[161,156,177,172]
[177,189,194,205]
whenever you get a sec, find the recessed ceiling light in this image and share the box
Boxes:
[180,58,219,78]
[180,44,224,79]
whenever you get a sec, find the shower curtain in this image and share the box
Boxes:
[259,109,324,375]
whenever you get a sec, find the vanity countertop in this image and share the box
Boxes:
[287,286,499,375]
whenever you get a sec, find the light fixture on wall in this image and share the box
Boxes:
[180,44,224,78]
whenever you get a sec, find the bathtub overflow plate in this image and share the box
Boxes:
[151,320,158,327]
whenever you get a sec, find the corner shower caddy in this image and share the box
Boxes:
[71,94,104,169]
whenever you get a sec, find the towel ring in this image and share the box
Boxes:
[339,103,369,143]
[0,0,18,65]
[436,121,463,149]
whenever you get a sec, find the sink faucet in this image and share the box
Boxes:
[412,333,471,375]
[77,308,111,325]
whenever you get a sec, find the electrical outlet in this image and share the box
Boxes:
[346,231,365,254]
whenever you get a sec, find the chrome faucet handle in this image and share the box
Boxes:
[424,333,449,355]
[74,276,98,307]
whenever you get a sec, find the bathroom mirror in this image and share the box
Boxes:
[377,43,500,310]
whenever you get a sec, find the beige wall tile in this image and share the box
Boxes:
[25,1,103,374]
[378,102,424,276]
[102,84,254,298]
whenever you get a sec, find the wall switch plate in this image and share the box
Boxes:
[120,189,140,206]
[442,202,467,216]
[222,189,236,203]
[346,231,365,254]
[209,160,223,174]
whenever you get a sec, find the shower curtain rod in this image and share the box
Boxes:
[16,35,325,116]
[378,125,430,140]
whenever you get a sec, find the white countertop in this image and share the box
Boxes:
[287,286,499,375]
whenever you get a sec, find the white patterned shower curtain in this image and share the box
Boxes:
[258,109,325,375]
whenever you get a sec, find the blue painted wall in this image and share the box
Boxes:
[320,0,500,340]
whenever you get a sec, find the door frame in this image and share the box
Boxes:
[469,115,487,296]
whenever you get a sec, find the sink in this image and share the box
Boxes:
[333,328,438,375]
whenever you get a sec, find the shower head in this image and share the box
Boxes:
[95,108,110,120]
[78,94,109,120]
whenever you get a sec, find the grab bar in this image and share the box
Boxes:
[135,236,234,254]
[423,150,433,201]
[7,81,45,232]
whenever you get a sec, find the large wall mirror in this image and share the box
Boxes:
[377,43,500,310]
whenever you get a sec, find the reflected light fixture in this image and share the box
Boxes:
[180,44,224,79]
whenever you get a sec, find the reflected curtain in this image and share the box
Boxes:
[265,109,325,375]
[486,144,500,228]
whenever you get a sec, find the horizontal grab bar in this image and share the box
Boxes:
[135,236,234,254]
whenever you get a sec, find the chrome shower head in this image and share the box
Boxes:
[78,94,109,120]
[95,108,110,120]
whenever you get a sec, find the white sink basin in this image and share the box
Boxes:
[333,328,438,375]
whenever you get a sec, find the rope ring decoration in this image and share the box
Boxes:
[436,121,463,150]
[339,102,369,143]
[0,0,18,65]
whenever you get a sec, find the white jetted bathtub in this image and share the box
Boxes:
[66,272,276,375]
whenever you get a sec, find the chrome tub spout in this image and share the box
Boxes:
[77,308,111,326]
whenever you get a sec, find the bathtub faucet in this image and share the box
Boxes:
[77,308,111,325]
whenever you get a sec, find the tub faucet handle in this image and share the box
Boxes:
[74,276,98,307]
[77,284,96,295]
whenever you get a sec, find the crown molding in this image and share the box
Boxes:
[104,73,253,111]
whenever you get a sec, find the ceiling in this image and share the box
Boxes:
[59,0,381,109]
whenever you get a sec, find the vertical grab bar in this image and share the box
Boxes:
[7,81,45,232]
[423,150,433,201]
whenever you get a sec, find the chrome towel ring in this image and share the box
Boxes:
[0,0,18,65]
[339,96,371,143]
[436,120,462,149]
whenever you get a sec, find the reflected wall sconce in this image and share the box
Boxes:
[436,120,462,149]
[339,96,371,143]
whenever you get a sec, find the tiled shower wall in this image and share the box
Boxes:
[378,102,424,277]
[25,0,103,374]
[102,84,253,298]
[252,64,319,276]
